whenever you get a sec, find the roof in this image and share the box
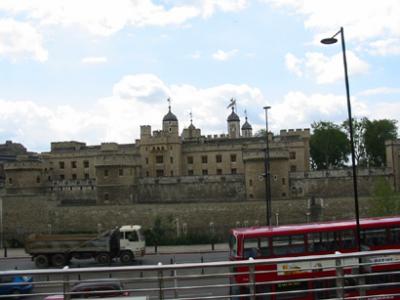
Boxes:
[119,225,142,232]
[241,120,252,130]
[163,108,178,122]
[227,110,240,122]
[231,216,400,238]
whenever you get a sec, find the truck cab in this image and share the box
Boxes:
[118,225,146,263]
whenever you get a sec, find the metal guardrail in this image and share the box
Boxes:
[1,249,400,299]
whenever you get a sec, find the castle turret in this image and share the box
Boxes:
[162,100,179,136]
[227,107,240,138]
[241,116,253,137]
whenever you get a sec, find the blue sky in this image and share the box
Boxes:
[0,0,399,152]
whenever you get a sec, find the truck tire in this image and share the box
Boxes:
[51,253,66,268]
[34,254,49,268]
[119,251,134,264]
[95,253,111,265]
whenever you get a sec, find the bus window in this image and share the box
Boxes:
[361,228,387,247]
[259,237,270,257]
[244,238,259,258]
[389,227,400,244]
[308,231,340,252]
[273,235,305,256]
[229,235,238,257]
[341,230,356,249]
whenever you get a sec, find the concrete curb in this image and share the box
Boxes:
[0,244,229,259]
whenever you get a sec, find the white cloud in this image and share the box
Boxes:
[212,49,239,61]
[358,87,400,96]
[285,53,303,76]
[0,0,248,37]
[286,51,369,84]
[0,74,265,151]
[267,91,368,132]
[263,0,400,55]
[81,56,107,64]
[0,18,47,62]
[367,38,400,56]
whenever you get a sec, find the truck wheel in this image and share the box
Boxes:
[34,255,49,268]
[51,253,66,268]
[120,251,134,264]
[95,253,111,264]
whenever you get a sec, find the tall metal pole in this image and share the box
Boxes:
[339,27,361,251]
[321,27,361,251]
[263,106,272,226]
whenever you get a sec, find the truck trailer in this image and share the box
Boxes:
[25,225,145,268]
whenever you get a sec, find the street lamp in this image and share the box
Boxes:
[263,106,272,226]
[321,27,361,252]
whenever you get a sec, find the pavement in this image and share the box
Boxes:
[0,243,229,259]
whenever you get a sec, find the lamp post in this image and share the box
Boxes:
[263,106,272,226]
[321,27,361,252]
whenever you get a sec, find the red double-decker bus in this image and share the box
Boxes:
[229,216,400,299]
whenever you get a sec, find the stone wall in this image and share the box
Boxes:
[3,193,374,244]
[137,174,246,202]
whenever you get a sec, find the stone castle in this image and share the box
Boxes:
[1,103,312,204]
[1,102,400,240]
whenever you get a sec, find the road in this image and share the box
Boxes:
[0,250,230,299]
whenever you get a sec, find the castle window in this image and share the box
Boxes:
[170,170,174,176]
[72,174,77,180]
[83,160,89,168]
[217,169,222,175]
[60,174,65,180]
[146,158,149,164]
[188,170,194,176]
[282,178,286,185]
[48,176,51,181]
[104,193,109,201]
[156,169,164,177]
[249,179,253,186]
[216,154,222,163]
[290,165,297,172]
[71,161,77,168]
[202,169,208,175]
[119,169,124,176]
[170,157,173,163]
[84,173,89,179]
[289,152,296,159]
[156,155,164,163]
[8,178,12,184]
[187,156,194,164]
[104,169,109,177]
[231,168,237,175]
[59,161,65,169]
[146,171,149,177]
[202,155,208,164]
[36,176,40,183]
[230,154,237,162]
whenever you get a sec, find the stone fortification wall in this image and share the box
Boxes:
[137,174,245,202]
[2,194,373,244]
[290,168,393,198]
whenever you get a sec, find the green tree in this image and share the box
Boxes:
[368,178,400,216]
[310,121,350,170]
[364,119,398,167]
[341,117,367,166]
[255,129,267,137]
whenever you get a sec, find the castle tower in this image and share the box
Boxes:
[227,107,240,139]
[241,114,253,137]
[162,98,179,136]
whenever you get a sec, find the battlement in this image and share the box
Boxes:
[4,159,43,170]
[100,143,119,152]
[280,128,310,138]
[205,134,228,139]
[51,141,86,152]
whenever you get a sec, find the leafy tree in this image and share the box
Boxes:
[310,121,350,170]
[255,129,267,137]
[341,117,367,166]
[368,178,400,216]
[364,119,398,167]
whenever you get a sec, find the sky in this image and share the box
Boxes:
[0,0,399,152]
